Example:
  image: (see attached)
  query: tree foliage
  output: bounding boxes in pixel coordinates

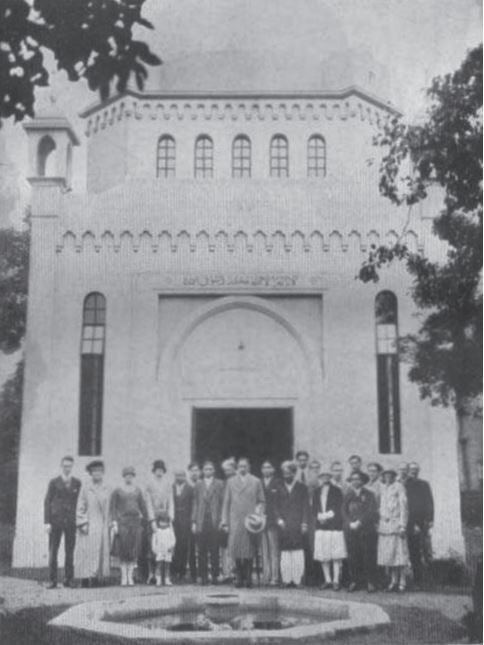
[0,0,160,124]
[0,227,30,354]
[359,44,483,411]
[0,359,23,523]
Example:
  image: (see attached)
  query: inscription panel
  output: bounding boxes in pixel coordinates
[137,271,328,294]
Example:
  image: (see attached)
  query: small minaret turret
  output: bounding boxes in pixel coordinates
[23,111,79,190]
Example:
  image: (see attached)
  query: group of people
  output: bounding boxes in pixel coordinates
[43,451,434,592]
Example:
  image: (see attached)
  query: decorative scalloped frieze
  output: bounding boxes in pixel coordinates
[84,97,387,137]
[56,228,423,255]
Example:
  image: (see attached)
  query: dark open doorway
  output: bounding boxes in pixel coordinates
[192,407,293,477]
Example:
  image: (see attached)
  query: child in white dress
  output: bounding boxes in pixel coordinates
[151,511,176,586]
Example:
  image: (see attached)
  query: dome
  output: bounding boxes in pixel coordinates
[137,0,390,96]
[142,47,388,95]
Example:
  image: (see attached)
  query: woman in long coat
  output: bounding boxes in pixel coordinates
[75,460,112,586]
[110,466,150,586]
[221,458,265,588]
[377,469,409,592]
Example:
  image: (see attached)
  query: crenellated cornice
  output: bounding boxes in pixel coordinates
[82,87,398,138]
[56,227,422,255]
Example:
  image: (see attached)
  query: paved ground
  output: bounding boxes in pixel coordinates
[0,575,471,619]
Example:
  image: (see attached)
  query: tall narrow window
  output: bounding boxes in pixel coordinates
[194,135,213,178]
[156,135,176,177]
[79,293,106,456]
[375,291,401,453]
[307,135,326,177]
[37,135,56,176]
[232,135,251,178]
[270,135,289,177]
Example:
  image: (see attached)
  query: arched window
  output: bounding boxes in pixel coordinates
[307,135,326,177]
[375,291,401,454]
[157,135,176,178]
[79,293,106,456]
[37,135,56,176]
[232,135,251,178]
[270,135,289,177]
[194,135,213,178]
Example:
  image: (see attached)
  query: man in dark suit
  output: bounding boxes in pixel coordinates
[44,456,81,588]
[276,461,310,587]
[406,462,434,587]
[260,460,281,585]
[346,454,370,485]
[171,469,194,582]
[191,461,224,585]
[186,461,201,582]
[343,470,378,592]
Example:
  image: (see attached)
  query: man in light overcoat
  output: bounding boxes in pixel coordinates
[221,457,265,588]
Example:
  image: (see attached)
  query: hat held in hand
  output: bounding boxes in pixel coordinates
[244,513,266,534]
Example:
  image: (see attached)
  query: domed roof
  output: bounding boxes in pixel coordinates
[137,0,390,97]
[143,47,387,95]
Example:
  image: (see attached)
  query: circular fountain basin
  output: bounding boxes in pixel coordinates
[49,590,390,644]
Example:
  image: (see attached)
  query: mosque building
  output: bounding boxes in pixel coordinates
[12,25,464,566]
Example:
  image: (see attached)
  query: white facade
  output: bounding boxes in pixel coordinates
[13,74,464,567]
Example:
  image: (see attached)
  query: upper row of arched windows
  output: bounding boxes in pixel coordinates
[156,134,327,179]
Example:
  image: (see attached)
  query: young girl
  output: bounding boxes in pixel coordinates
[151,511,176,586]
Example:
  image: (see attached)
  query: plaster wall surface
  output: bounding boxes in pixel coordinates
[13,92,463,567]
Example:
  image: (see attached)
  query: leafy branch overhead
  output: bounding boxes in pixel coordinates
[0,228,30,354]
[360,44,483,410]
[0,0,161,124]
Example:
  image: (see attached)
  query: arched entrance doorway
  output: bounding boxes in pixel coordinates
[162,296,318,474]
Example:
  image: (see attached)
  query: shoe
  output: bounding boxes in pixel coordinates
[320,582,333,590]
[348,582,358,592]
[386,583,398,592]
[398,585,406,593]
[333,582,341,591]
[165,578,173,587]
[46,582,57,589]
[63,580,76,588]
[367,583,376,593]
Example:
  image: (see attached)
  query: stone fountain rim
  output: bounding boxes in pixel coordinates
[48,590,391,643]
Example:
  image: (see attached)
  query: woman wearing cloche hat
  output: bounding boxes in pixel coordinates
[75,460,112,587]
[311,465,346,591]
[109,466,150,586]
